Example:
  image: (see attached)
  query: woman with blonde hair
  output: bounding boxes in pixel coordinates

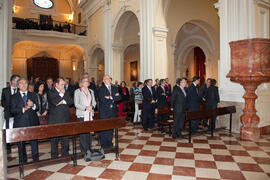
[74,76,96,161]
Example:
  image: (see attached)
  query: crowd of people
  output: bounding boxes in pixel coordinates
[1,73,220,163]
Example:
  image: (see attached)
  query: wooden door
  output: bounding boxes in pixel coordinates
[27,57,59,81]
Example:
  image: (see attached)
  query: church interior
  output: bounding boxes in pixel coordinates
[0,0,270,179]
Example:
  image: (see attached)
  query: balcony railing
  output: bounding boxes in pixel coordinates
[12,17,87,36]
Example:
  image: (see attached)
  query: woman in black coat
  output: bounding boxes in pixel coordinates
[118,81,130,117]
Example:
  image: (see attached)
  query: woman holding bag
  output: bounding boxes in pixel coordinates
[74,76,96,161]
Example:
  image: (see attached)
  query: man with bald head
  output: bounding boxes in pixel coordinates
[98,74,121,149]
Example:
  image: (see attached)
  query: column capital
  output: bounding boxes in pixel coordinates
[112,43,124,51]
[153,27,168,38]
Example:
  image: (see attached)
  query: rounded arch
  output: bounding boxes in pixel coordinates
[174,20,218,65]
[90,47,105,82]
[123,43,140,84]
[112,10,140,44]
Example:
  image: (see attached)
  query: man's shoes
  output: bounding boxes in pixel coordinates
[172,134,177,139]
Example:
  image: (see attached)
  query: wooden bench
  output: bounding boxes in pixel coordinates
[185,106,236,143]
[4,117,126,178]
[157,106,174,135]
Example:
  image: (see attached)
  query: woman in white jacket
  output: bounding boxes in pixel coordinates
[74,76,96,161]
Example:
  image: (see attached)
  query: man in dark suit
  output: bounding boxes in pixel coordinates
[1,74,20,152]
[156,79,168,128]
[186,76,200,133]
[98,75,121,148]
[199,78,211,102]
[1,75,20,129]
[10,78,40,163]
[48,77,74,158]
[44,77,54,93]
[142,79,156,131]
[89,77,98,103]
[171,78,187,139]
[199,78,211,127]
[64,78,75,98]
[205,79,220,130]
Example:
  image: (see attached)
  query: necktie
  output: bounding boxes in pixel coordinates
[181,88,186,97]
[13,88,16,94]
[22,93,27,104]
[108,85,112,94]
[149,87,152,95]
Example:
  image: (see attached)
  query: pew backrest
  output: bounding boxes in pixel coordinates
[4,117,126,144]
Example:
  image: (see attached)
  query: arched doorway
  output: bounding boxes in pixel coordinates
[112,11,140,84]
[123,44,140,86]
[194,47,206,83]
[90,48,105,82]
[174,21,218,83]
[27,57,59,81]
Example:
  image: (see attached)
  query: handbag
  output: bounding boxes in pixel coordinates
[84,148,105,162]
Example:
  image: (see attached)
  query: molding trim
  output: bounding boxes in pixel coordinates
[83,0,105,20]
[255,0,270,8]
[152,27,168,33]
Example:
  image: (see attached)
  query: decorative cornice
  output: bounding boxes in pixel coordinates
[83,0,106,20]
[214,2,221,17]
[255,0,270,8]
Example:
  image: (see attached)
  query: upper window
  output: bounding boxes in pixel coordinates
[33,0,54,9]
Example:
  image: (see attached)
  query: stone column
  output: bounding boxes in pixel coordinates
[0,0,13,93]
[104,0,113,76]
[139,0,154,81]
[0,0,12,178]
[112,44,124,82]
[153,27,169,79]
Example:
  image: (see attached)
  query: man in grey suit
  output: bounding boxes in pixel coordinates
[171,78,187,139]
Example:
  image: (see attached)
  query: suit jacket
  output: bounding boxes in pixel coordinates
[89,82,98,101]
[74,88,96,117]
[66,85,75,98]
[48,88,74,124]
[1,87,14,119]
[171,86,186,113]
[156,86,168,107]
[199,83,209,103]
[10,92,40,128]
[98,84,121,119]
[142,86,156,110]
[205,86,220,109]
[186,83,200,110]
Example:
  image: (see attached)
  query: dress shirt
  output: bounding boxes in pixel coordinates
[180,86,186,97]
[20,91,36,113]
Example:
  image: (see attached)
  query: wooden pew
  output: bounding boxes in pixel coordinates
[185,106,236,143]
[157,106,174,135]
[4,117,126,178]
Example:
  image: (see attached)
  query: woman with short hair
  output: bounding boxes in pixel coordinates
[74,77,96,161]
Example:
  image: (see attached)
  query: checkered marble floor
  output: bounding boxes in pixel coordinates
[7,123,270,180]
